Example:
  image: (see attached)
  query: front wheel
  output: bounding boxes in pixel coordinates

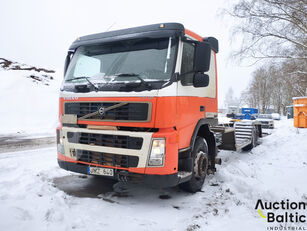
[179,137,209,193]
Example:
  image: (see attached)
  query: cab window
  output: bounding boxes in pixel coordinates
[180,42,195,86]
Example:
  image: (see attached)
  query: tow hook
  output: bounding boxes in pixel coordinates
[118,171,129,182]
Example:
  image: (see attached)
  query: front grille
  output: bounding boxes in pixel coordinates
[67,132,143,150]
[64,102,149,121]
[76,150,139,168]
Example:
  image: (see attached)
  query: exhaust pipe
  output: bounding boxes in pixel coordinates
[215,157,222,165]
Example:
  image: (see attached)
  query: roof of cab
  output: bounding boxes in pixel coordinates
[69,23,185,50]
[68,22,219,53]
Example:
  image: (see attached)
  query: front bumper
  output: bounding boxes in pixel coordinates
[57,126,179,176]
[59,126,153,170]
[58,159,180,188]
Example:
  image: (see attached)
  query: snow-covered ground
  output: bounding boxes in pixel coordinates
[0,118,306,231]
[0,66,62,136]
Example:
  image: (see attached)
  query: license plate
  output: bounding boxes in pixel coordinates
[88,166,114,176]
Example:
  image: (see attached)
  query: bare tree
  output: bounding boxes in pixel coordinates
[253,67,273,112]
[282,59,307,96]
[242,61,307,114]
[228,0,307,115]
[228,0,307,61]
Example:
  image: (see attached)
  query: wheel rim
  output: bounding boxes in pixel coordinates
[193,151,208,179]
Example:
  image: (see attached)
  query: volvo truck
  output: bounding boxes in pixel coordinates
[57,23,262,192]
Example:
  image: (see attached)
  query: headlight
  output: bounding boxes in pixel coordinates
[56,129,64,145]
[148,138,165,166]
[56,129,64,154]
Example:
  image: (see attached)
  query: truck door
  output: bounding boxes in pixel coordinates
[176,39,217,149]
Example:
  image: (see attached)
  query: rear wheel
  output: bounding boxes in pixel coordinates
[179,137,209,193]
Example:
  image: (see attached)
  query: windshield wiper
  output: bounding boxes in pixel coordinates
[114,73,152,89]
[66,77,99,91]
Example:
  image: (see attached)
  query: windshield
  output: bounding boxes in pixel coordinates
[64,37,178,85]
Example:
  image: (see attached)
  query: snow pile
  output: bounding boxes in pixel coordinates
[0,59,62,135]
[0,119,306,230]
[217,119,307,201]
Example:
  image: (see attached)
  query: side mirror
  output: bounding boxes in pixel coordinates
[203,37,219,53]
[193,73,209,87]
[194,42,211,73]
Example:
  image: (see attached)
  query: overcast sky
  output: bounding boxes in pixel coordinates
[0,0,254,107]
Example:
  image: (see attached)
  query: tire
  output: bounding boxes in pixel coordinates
[179,137,209,193]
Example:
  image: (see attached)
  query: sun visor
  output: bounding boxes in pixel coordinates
[69,23,185,50]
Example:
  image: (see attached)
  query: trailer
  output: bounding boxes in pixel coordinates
[56,23,262,192]
[212,120,262,151]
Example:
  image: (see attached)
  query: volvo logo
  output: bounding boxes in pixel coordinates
[98,107,105,116]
